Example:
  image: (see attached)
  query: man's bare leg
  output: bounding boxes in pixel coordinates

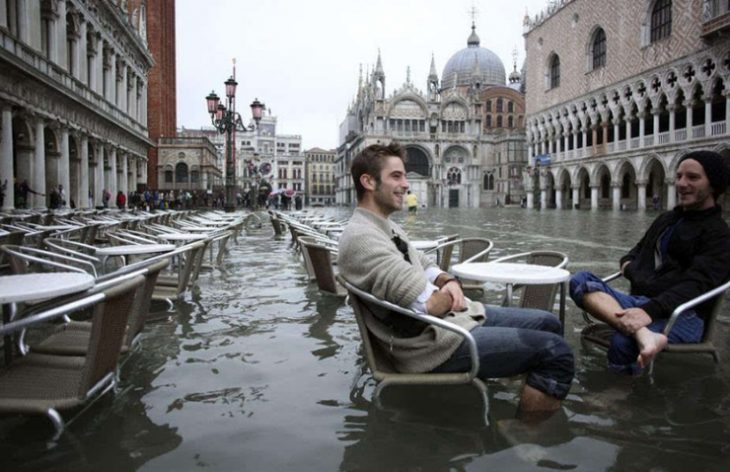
[518,384,561,414]
[635,327,668,368]
[582,291,624,329]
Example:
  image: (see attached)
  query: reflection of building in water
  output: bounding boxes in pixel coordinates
[524,0,730,210]
[336,22,529,208]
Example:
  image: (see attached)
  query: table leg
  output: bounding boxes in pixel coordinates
[559,281,567,336]
[2,303,16,364]
[505,283,513,307]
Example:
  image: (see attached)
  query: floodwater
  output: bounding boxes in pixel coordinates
[2,207,730,471]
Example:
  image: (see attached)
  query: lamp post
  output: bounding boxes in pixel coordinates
[205,72,265,212]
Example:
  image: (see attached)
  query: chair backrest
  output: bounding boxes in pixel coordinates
[78,275,145,395]
[1,244,96,276]
[459,238,493,263]
[122,258,169,349]
[301,240,341,295]
[490,250,568,310]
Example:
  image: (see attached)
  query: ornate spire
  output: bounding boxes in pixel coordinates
[467,21,480,47]
[374,48,384,78]
[428,53,438,80]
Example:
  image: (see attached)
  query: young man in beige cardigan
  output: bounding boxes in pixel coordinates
[338,142,574,414]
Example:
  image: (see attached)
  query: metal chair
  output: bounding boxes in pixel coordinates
[491,250,569,312]
[581,272,730,374]
[300,239,345,296]
[0,275,145,440]
[338,276,488,423]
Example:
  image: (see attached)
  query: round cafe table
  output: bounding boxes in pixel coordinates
[451,261,571,334]
[96,244,175,271]
[0,272,95,363]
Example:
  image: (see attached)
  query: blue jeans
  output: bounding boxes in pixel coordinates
[431,305,574,400]
[570,271,704,374]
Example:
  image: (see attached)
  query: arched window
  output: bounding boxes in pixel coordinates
[175,162,189,183]
[447,167,462,185]
[508,116,514,128]
[592,28,606,70]
[164,170,173,183]
[497,116,503,128]
[486,100,492,112]
[482,173,495,190]
[650,0,672,43]
[496,99,503,113]
[486,115,492,128]
[549,54,561,89]
[405,147,429,176]
[507,101,514,113]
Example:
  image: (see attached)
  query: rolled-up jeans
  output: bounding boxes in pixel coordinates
[431,305,574,400]
[570,271,704,374]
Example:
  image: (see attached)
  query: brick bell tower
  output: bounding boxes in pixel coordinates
[132,0,177,189]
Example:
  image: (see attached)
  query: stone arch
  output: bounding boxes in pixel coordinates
[390,94,428,117]
[542,169,556,208]
[616,159,638,210]
[575,166,591,208]
[69,134,80,207]
[644,156,667,210]
[175,162,189,184]
[594,164,612,207]
[43,126,60,197]
[404,145,430,177]
[442,145,469,165]
[557,168,572,208]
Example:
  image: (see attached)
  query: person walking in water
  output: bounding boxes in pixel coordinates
[405,190,418,213]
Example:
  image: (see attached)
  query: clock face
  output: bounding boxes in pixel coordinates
[259,162,272,175]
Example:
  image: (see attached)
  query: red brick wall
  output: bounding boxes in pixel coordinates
[142,0,177,188]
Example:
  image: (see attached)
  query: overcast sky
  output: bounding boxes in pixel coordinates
[176,0,549,150]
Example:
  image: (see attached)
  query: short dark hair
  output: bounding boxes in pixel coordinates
[351,142,407,200]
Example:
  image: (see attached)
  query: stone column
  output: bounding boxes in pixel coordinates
[33,117,46,209]
[612,184,621,210]
[121,152,129,207]
[555,188,563,209]
[613,119,620,146]
[625,120,631,146]
[18,0,30,44]
[60,127,70,205]
[668,105,675,142]
[653,110,660,139]
[638,112,645,146]
[110,147,118,199]
[705,99,712,136]
[78,18,87,83]
[581,129,587,153]
[80,136,89,208]
[590,186,598,210]
[572,130,578,153]
[686,103,693,134]
[0,0,7,29]
[666,181,676,209]
[637,181,647,210]
[56,0,67,68]
[130,158,138,191]
[572,187,579,209]
[1,106,14,209]
[94,142,103,207]
[562,133,568,158]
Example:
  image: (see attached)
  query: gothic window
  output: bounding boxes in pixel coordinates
[549,54,561,89]
[447,167,462,185]
[592,28,606,70]
[483,173,495,190]
[650,0,672,43]
[175,162,189,183]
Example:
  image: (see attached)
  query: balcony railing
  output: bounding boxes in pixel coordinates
[692,125,706,139]
[702,0,730,36]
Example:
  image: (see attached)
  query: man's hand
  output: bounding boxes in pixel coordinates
[440,281,466,312]
[614,307,652,334]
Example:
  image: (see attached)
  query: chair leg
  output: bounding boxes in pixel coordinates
[46,408,65,442]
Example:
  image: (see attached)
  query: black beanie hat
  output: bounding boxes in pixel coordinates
[679,150,730,197]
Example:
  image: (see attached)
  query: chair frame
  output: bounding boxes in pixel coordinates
[491,250,569,312]
[581,271,730,374]
[338,276,488,422]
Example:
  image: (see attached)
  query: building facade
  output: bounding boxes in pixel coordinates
[335,23,529,208]
[523,0,730,211]
[304,147,336,206]
[156,135,221,193]
[0,0,153,210]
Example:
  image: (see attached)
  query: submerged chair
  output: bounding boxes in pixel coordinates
[581,272,730,374]
[300,239,345,296]
[0,275,145,440]
[27,258,170,356]
[429,237,494,292]
[338,276,488,422]
[491,250,569,312]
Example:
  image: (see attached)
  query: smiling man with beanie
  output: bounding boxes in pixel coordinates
[570,150,730,374]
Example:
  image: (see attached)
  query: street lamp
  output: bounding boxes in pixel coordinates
[205,73,265,212]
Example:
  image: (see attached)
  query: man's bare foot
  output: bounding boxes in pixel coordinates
[635,328,668,368]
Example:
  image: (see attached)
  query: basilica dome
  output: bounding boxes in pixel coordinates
[441,24,506,90]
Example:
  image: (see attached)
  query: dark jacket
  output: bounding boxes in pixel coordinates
[620,205,730,320]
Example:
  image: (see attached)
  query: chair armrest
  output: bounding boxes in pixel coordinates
[338,276,481,380]
[602,271,623,283]
[662,278,730,335]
